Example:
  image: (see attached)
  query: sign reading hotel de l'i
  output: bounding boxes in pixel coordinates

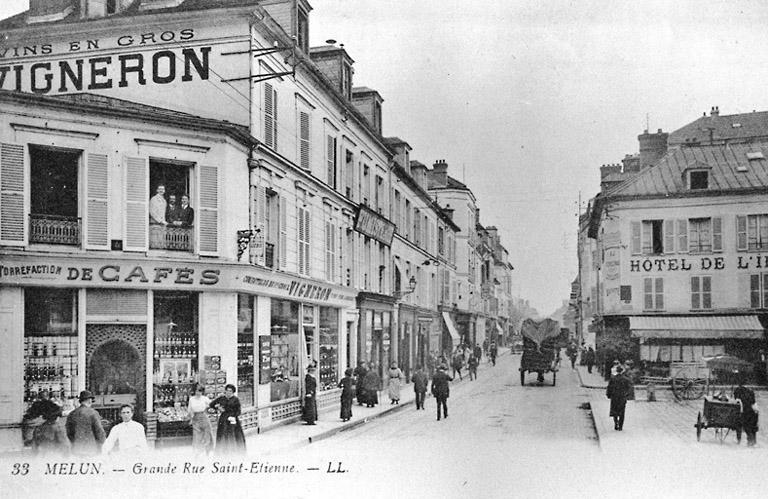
[628,254,768,272]
[0,256,356,306]
[0,28,218,93]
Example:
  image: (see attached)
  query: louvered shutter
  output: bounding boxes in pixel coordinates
[0,143,25,245]
[198,165,219,255]
[326,135,336,188]
[279,196,287,269]
[325,220,335,281]
[663,220,674,254]
[641,221,652,255]
[630,221,641,255]
[299,111,310,170]
[85,153,109,249]
[677,219,688,253]
[124,156,148,251]
[736,215,747,251]
[303,208,311,275]
[297,206,305,274]
[254,185,267,265]
[264,83,277,149]
[712,217,722,252]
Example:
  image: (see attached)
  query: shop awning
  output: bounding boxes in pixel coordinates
[629,315,765,340]
[442,312,460,342]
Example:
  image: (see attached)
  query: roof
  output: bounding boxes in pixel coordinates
[446,176,469,190]
[669,110,768,146]
[0,90,255,146]
[605,142,768,198]
[0,0,260,29]
[629,315,764,340]
[384,137,411,147]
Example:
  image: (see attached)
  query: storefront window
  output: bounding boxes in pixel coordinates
[24,288,78,412]
[319,307,339,391]
[152,292,198,426]
[270,299,299,401]
[303,305,316,366]
[237,294,255,407]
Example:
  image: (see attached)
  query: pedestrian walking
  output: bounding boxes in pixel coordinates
[210,384,246,454]
[473,343,482,363]
[32,404,69,457]
[584,346,596,374]
[338,368,355,422]
[567,343,578,369]
[23,390,61,447]
[362,363,381,407]
[489,341,498,366]
[411,365,428,410]
[302,366,318,425]
[452,349,464,380]
[388,362,403,404]
[431,365,453,421]
[65,390,106,457]
[353,361,368,406]
[734,375,759,446]
[606,365,632,431]
[467,353,479,381]
[188,383,214,455]
[102,404,148,455]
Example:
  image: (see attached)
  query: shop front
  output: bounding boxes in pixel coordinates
[0,253,357,449]
[356,293,395,380]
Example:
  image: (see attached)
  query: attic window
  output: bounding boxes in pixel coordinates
[689,170,709,190]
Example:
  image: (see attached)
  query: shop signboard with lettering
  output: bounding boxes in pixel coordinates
[354,205,396,246]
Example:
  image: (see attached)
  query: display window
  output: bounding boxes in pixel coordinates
[270,299,299,401]
[237,294,255,407]
[319,307,339,391]
[23,288,78,413]
[152,292,198,429]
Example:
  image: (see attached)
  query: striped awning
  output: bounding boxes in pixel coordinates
[442,312,460,342]
[629,315,764,340]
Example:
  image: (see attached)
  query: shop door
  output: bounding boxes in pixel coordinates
[399,322,411,380]
[86,324,146,423]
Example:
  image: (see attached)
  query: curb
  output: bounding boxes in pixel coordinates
[308,398,414,443]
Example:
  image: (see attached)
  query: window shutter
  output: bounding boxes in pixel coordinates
[198,165,219,255]
[326,136,336,188]
[299,111,310,170]
[703,276,712,309]
[85,153,109,249]
[279,196,287,269]
[677,219,688,253]
[736,215,747,251]
[0,143,25,245]
[745,274,758,308]
[264,83,277,149]
[124,156,148,251]
[325,220,335,281]
[641,221,652,255]
[689,221,699,253]
[691,276,700,309]
[664,220,675,253]
[712,217,722,252]
[297,206,310,276]
[304,208,311,275]
[630,221,641,254]
[655,277,664,310]
[254,185,267,265]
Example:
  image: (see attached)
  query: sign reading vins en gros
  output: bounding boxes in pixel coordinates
[354,205,396,246]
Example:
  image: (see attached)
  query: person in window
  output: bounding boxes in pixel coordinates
[210,384,246,454]
[149,184,167,225]
[165,194,179,224]
[175,194,195,227]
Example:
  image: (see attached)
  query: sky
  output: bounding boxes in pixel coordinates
[4,0,768,315]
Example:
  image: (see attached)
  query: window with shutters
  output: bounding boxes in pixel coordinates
[438,226,445,256]
[749,273,768,308]
[361,165,370,206]
[326,135,337,188]
[738,214,768,251]
[405,199,412,239]
[344,223,354,286]
[690,276,712,310]
[28,146,81,246]
[375,175,383,214]
[298,110,310,170]
[148,160,193,252]
[265,190,279,269]
[344,150,354,200]
[643,277,664,310]
[393,190,401,233]
[298,205,311,276]
[689,217,721,253]
[325,219,336,281]
[264,83,278,149]
[414,208,421,245]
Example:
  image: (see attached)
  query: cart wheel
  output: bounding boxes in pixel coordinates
[672,368,707,400]
[695,412,702,442]
[552,371,557,386]
[520,370,525,386]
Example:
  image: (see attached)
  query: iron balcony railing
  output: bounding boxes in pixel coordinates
[149,225,193,252]
[29,214,81,246]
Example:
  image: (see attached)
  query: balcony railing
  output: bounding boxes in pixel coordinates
[265,242,275,268]
[29,214,81,246]
[149,225,193,252]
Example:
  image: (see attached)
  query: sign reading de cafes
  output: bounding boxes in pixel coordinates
[0,255,356,307]
[354,205,395,246]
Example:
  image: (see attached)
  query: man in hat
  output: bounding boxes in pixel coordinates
[66,390,106,456]
[734,373,759,446]
[431,365,453,421]
[606,365,632,431]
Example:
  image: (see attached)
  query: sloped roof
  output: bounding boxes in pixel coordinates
[669,110,768,146]
[607,142,768,198]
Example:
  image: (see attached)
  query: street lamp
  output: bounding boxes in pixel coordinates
[394,275,417,300]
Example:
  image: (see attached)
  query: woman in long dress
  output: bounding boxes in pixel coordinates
[338,368,355,421]
[188,383,213,455]
[210,384,246,454]
[361,363,381,408]
[302,366,318,425]
[388,362,403,404]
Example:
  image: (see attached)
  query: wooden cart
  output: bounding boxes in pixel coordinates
[694,396,743,443]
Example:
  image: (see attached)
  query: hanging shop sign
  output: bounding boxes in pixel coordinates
[354,205,395,246]
[259,337,272,385]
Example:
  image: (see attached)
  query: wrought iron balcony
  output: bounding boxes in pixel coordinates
[149,225,193,252]
[265,242,275,268]
[29,214,81,246]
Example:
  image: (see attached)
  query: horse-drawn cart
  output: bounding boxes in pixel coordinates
[519,318,567,386]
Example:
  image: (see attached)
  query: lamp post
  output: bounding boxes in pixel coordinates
[394,275,417,300]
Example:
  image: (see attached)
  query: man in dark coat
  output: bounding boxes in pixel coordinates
[431,366,453,421]
[584,346,596,374]
[353,361,368,406]
[65,390,106,456]
[489,342,498,366]
[175,194,195,227]
[302,367,318,425]
[606,366,632,430]
[411,365,429,410]
[734,377,759,446]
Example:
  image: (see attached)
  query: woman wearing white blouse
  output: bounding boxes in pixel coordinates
[188,384,214,455]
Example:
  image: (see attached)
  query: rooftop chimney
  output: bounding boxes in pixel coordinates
[710,105,720,117]
[638,128,668,170]
[428,159,449,188]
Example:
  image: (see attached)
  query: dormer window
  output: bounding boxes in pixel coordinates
[297,7,309,53]
[689,170,709,190]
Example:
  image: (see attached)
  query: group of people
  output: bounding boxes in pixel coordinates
[446,342,490,382]
[149,184,194,227]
